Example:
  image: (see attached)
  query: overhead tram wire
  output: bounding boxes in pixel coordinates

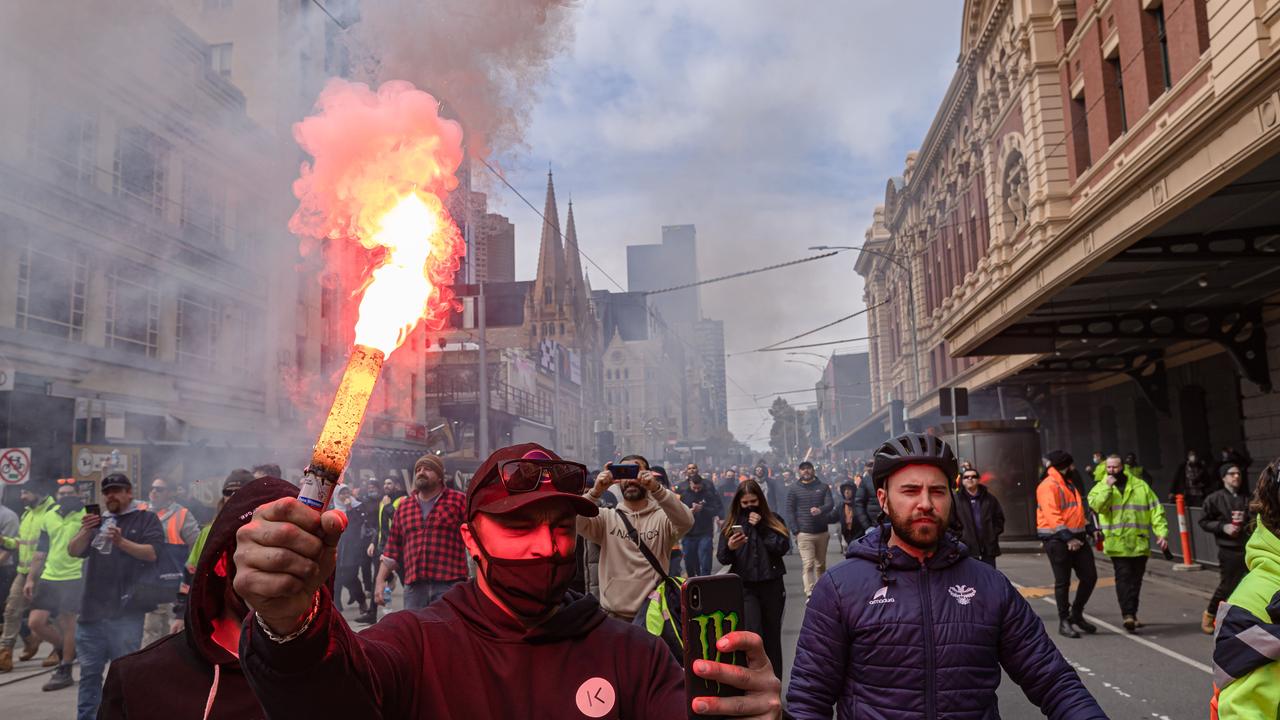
[754,304,882,352]
[308,0,348,29]
[639,251,839,296]
[755,336,874,353]
[725,336,873,357]
[477,157,759,399]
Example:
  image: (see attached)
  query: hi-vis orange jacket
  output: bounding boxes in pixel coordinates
[1036,467,1089,542]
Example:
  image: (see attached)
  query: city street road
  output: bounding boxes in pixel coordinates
[2,544,1221,718]
[776,544,1219,719]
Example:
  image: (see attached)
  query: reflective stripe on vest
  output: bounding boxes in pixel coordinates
[157,506,188,545]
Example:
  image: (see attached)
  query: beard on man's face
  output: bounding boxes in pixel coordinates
[414,472,440,493]
[621,483,647,501]
[885,498,946,551]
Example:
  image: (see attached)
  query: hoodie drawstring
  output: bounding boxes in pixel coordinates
[202,663,221,720]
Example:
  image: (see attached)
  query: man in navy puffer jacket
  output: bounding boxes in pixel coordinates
[788,433,1105,720]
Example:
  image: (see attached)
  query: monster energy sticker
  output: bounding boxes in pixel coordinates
[692,610,739,689]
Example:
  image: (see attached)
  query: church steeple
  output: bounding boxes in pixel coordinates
[533,169,564,313]
[564,200,590,322]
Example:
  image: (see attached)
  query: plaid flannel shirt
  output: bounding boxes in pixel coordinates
[382,488,469,585]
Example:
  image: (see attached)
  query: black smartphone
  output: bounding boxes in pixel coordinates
[607,463,641,480]
[84,504,101,515]
[682,574,746,719]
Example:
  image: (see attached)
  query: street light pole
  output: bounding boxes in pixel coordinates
[477,281,489,458]
[811,244,922,416]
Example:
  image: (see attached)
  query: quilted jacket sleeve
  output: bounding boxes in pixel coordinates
[786,572,848,719]
[996,579,1106,719]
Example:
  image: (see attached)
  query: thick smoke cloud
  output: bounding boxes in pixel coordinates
[345,0,578,158]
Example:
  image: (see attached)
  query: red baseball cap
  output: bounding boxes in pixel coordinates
[466,443,599,519]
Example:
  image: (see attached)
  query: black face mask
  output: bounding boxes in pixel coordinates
[57,496,84,515]
[473,535,576,623]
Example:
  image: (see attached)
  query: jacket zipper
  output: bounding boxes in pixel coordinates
[921,563,936,720]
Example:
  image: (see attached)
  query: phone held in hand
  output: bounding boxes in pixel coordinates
[607,463,641,480]
[728,525,743,536]
[682,574,746,719]
[84,504,101,516]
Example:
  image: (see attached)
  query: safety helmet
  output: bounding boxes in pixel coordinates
[871,432,958,491]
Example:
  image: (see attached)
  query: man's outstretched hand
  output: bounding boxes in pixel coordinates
[233,497,346,635]
[691,631,783,719]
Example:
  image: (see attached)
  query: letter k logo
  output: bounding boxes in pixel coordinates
[575,677,617,717]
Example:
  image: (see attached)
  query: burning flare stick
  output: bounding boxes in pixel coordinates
[286,80,467,511]
[297,345,386,510]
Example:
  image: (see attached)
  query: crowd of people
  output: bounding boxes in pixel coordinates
[0,435,1275,718]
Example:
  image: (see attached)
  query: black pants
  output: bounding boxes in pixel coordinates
[336,564,367,609]
[1111,556,1149,617]
[1209,546,1248,616]
[743,578,786,680]
[1044,539,1097,620]
[360,556,376,595]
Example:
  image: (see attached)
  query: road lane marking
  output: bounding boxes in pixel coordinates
[1011,581,1213,675]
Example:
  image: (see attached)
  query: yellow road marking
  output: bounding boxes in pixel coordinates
[1017,576,1115,599]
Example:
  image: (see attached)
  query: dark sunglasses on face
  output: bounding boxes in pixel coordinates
[498,459,589,495]
[962,474,979,481]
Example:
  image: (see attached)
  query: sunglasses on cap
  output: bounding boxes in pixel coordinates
[498,459,589,495]
[57,478,76,485]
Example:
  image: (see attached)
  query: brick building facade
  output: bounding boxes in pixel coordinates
[852,0,1280,493]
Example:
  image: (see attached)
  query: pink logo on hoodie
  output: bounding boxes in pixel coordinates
[575,677,616,717]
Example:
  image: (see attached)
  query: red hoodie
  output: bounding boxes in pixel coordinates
[99,477,299,720]
[239,445,685,719]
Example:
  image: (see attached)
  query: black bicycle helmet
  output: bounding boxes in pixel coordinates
[871,432,958,490]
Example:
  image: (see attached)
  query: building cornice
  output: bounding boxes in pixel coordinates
[946,48,1280,355]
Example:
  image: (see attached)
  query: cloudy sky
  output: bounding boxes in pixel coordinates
[485,1,964,449]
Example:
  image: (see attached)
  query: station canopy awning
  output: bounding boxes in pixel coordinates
[967,151,1280,405]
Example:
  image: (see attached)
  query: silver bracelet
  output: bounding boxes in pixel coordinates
[255,591,320,644]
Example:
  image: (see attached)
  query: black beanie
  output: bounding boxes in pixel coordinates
[1046,450,1074,471]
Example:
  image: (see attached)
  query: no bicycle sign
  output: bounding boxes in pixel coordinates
[0,447,31,485]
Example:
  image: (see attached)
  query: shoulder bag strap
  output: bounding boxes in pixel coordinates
[617,510,672,583]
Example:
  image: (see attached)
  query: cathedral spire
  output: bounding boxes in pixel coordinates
[533,168,564,312]
[564,200,590,320]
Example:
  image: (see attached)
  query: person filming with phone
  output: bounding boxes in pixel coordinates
[578,454,694,622]
[716,479,790,679]
[233,444,782,718]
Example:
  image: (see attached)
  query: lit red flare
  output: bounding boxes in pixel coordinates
[290,79,466,510]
